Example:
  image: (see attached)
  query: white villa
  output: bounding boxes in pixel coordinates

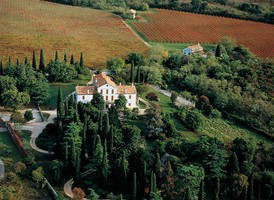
[183,43,204,55]
[75,73,137,109]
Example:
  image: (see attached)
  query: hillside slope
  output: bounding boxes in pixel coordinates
[0,0,148,67]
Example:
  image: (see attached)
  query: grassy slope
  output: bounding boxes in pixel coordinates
[0,0,148,67]
[139,86,271,144]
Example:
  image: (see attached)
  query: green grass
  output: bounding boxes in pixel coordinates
[200,118,272,145]
[149,42,216,53]
[42,76,90,109]
[0,131,23,171]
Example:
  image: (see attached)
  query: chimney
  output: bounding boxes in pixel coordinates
[119,82,121,86]
[87,90,89,94]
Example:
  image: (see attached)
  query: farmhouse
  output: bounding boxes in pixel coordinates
[182,43,204,55]
[75,73,137,109]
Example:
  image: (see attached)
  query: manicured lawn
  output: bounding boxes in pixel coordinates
[42,75,90,109]
[149,42,216,53]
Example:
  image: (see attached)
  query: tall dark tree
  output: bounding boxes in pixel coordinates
[24,57,28,65]
[184,187,191,200]
[103,113,110,140]
[0,60,3,75]
[80,52,84,68]
[130,62,135,83]
[121,150,128,180]
[227,152,240,176]
[109,125,114,155]
[57,87,64,119]
[64,98,69,117]
[32,51,37,70]
[214,177,220,200]
[91,93,104,110]
[64,53,67,63]
[16,58,19,66]
[132,172,137,200]
[155,153,161,180]
[39,49,45,71]
[198,180,205,200]
[102,140,109,183]
[136,65,141,83]
[55,50,59,61]
[247,175,254,200]
[98,111,103,135]
[70,54,74,65]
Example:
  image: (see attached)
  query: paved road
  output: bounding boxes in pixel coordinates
[150,85,195,107]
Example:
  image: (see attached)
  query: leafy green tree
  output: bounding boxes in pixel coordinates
[175,164,205,199]
[87,188,99,200]
[32,51,37,70]
[170,91,178,106]
[184,187,191,200]
[227,152,240,176]
[147,67,162,85]
[247,175,254,200]
[1,89,30,110]
[106,57,124,72]
[126,52,144,67]
[89,135,103,171]
[50,160,63,183]
[24,110,33,121]
[91,93,104,110]
[115,94,127,110]
[215,44,227,58]
[185,109,204,131]
[32,167,46,188]
[30,73,50,105]
[39,49,45,71]
[46,60,77,82]
[231,174,249,199]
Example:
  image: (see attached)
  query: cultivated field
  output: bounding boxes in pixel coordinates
[0,0,148,67]
[131,9,274,58]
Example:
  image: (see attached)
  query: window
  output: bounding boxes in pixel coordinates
[106,96,108,101]
[111,96,114,101]
[128,103,131,107]
[100,89,103,94]
[106,89,108,94]
[112,89,114,94]
[82,96,85,100]
[129,95,131,99]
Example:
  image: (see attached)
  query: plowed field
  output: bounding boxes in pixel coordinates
[131,9,274,59]
[0,0,148,67]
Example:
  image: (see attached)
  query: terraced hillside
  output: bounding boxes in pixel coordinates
[130,9,274,59]
[0,0,148,67]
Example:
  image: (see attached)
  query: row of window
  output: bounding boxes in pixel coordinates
[101,89,114,94]
[82,95,132,101]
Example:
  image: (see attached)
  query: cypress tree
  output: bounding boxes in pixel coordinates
[24,57,28,65]
[102,140,109,183]
[198,180,205,200]
[121,150,128,179]
[0,60,3,75]
[136,65,141,83]
[64,142,69,169]
[64,53,67,63]
[75,150,81,183]
[214,177,220,200]
[39,49,45,71]
[64,98,69,117]
[80,52,84,68]
[150,172,154,193]
[143,161,148,189]
[55,50,58,61]
[70,54,74,65]
[215,44,221,57]
[98,111,103,135]
[228,152,240,175]
[80,114,88,166]
[32,51,36,70]
[57,87,64,119]
[70,140,76,169]
[16,58,19,66]
[130,62,135,83]
[103,113,110,140]
[155,153,161,180]
[132,172,137,200]
[153,173,157,193]
[109,125,113,155]
[184,187,190,200]
[247,175,254,200]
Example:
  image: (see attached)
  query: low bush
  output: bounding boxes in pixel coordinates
[146,92,159,101]
[24,110,33,121]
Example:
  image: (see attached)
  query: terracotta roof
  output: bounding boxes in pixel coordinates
[75,86,97,95]
[188,43,203,52]
[117,85,137,94]
[93,73,116,87]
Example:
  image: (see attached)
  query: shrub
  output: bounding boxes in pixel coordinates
[10,111,25,123]
[24,110,33,121]
[146,92,159,101]
[209,109,222,119]
[185,109,205,131]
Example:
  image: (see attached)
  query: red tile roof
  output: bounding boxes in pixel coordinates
[75,86,97,95]
[117,85,137,94]
[188,43,203,52]
[93,73,116,87]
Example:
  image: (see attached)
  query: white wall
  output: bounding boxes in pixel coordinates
[183,48,192,55]
[76,94,93,103]
[97,84,117,103]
